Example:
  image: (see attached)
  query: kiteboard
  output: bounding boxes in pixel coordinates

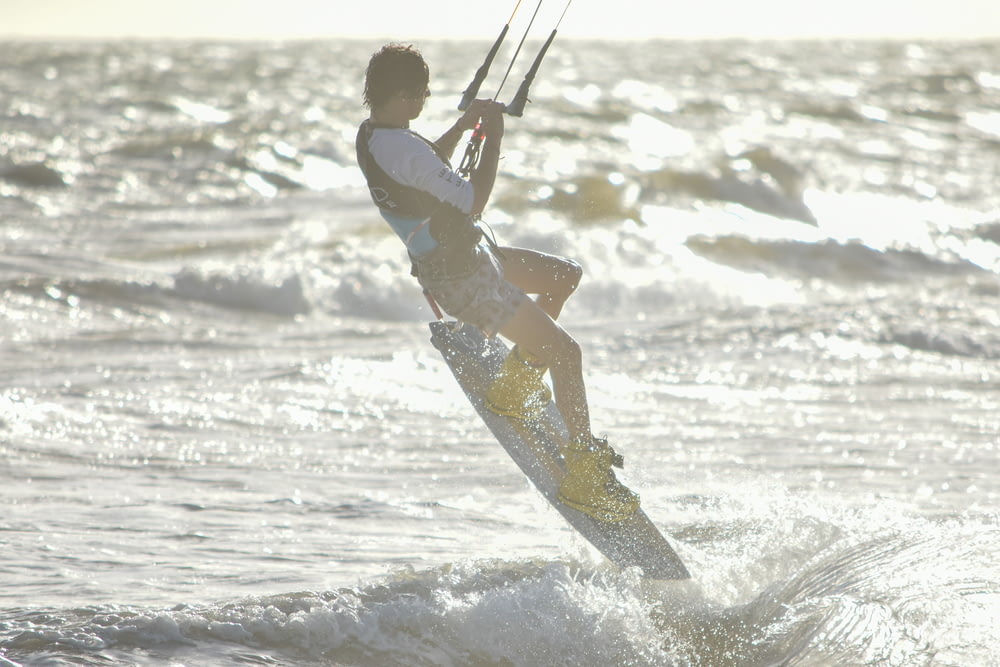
[429,320,690,580]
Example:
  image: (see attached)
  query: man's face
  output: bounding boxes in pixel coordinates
[400,85,430,119]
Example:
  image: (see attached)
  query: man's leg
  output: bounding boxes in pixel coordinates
[497,247,582,321]
[497,297,590,443]
[497,295,639,522]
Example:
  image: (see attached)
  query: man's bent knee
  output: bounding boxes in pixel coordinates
[558,259,583,296]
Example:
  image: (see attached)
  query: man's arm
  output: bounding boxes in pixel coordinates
[434,122,468,158]
[434,99,491,158]
[468,102,504,215]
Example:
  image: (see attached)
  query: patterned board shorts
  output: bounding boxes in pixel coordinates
[417,244,529,337]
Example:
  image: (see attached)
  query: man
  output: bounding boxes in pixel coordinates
[355,43,637,523]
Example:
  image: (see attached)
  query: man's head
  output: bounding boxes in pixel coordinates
[363,43,430,110]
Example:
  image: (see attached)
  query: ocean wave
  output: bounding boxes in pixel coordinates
[641,167,816,224]
[0,561,686,666]
[495,173,641,222]
[0,162,69,188]
[884,324,999,359]
[976,221,1000,244]
[897,105,963,124]
[748,529,1000,666]
[1,254,318,320]
[108,126,230,161]
[914,71,983,96]
[495,146,816,225]
[685,235,986,283]
[5,517,997,667]
[787,100,874,124]
[171,268,311,317]
[237,146,365,194]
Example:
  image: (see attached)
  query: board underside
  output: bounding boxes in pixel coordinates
[429,321,690,580]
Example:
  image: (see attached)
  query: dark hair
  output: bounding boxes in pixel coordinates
[363,43,429,109]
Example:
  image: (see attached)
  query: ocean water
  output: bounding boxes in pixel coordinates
[2,36,1000,666]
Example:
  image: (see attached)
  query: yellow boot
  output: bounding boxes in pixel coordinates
[485,345,552,420]
[558,436,639,523]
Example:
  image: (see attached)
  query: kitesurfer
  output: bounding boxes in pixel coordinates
[355,44,638,522]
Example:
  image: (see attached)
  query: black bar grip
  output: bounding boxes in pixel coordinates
[504,29,556,117]
[458,25,510,111]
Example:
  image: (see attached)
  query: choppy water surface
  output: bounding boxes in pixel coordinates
[2,38,999,665]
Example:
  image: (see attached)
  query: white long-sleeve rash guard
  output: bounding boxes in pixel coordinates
[366,127,475,256]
